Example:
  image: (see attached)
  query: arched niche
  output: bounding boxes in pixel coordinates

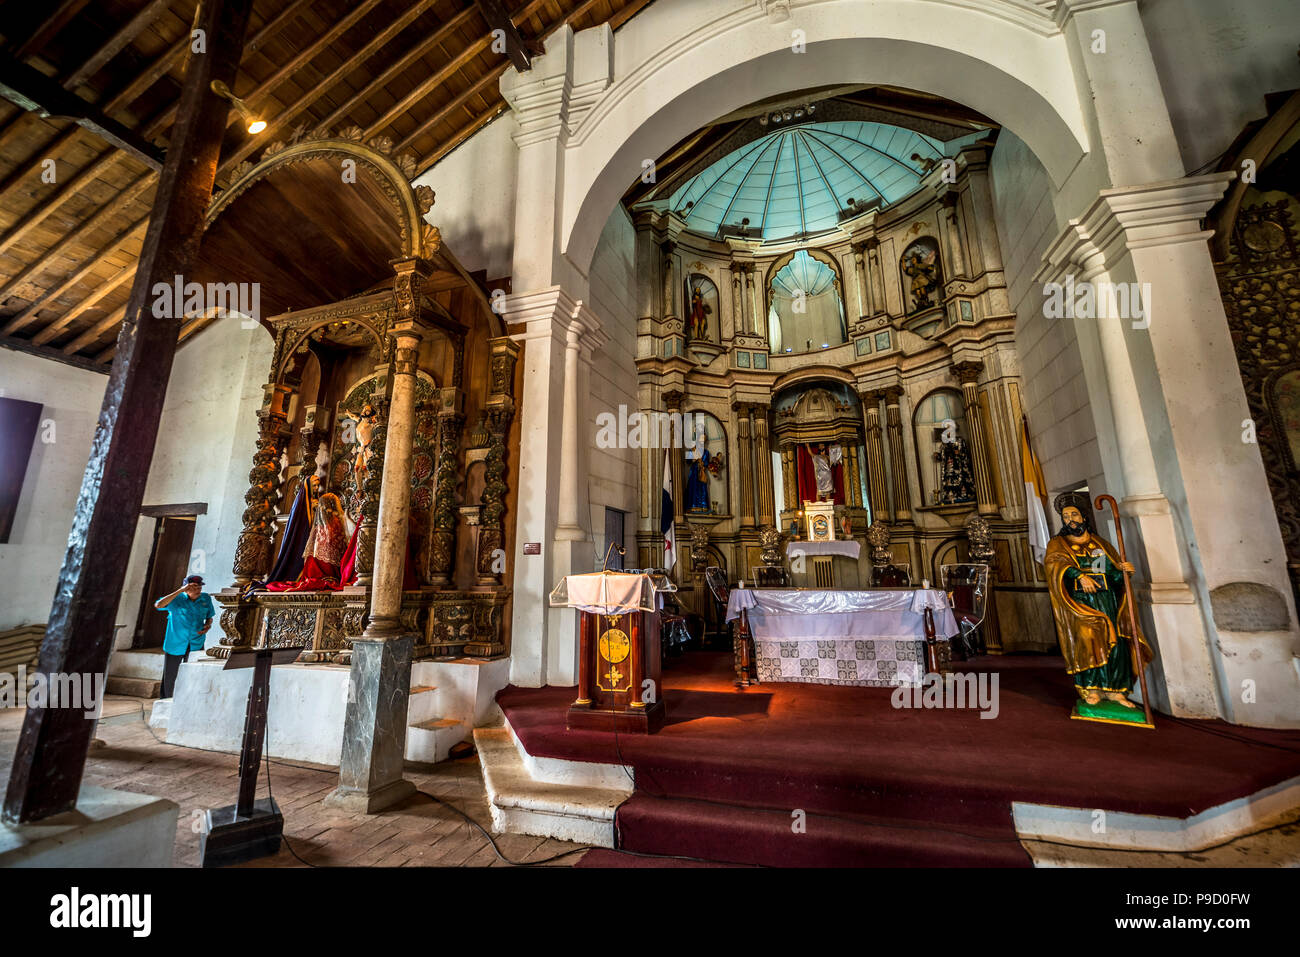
[913,387,975,506]
[766,248,847,355]
[684,273,720,342]
[683,411,728,516]
[900,236,943,315]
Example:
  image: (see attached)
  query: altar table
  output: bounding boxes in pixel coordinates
[724,588,957,687]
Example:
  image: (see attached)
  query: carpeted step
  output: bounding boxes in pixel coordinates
[614,793,1032,867]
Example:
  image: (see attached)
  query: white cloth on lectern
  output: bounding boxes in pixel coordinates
[560,572,652,615]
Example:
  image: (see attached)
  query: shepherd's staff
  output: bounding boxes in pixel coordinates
[1094,494,1154,727]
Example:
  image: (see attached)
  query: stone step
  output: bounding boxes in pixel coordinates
[474,726,630,848]
[105,675,161,698]
[405,716,464,765]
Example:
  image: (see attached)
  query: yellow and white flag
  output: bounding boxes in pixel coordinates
[1021,415,1050,565]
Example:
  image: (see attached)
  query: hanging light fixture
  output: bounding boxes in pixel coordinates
[210,80,266,134]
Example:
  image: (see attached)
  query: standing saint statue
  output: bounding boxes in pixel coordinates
[688,286,711,341]
[809,443,841,501]
[686,445,712,512]
[1044,492,1153,712]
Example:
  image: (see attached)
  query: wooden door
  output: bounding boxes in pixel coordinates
[133,516,197,649]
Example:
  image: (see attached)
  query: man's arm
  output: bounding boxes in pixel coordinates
[155,586,184,610]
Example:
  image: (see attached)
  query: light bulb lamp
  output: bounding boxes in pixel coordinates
[210,80,266,134]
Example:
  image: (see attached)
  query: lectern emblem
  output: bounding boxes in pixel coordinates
[599,628,630,664]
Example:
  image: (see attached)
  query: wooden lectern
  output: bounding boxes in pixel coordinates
[550,570,675,734]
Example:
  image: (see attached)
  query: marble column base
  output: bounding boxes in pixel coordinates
[323,778,417,815]
[324,634,415,815]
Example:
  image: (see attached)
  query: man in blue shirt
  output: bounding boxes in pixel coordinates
[155,574,215,698]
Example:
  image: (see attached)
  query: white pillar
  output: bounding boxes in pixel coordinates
[1037,174,1300,727]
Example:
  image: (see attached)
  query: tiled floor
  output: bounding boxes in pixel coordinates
[0,696,591,868]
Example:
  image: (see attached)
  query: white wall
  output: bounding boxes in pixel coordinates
[116,317,274,648]
[410,113,518,281]
[0,317,272,641]
[989,130,1105,499]
[585,204,640,560]
[1141,0,1300,174]
[0,350,107,629]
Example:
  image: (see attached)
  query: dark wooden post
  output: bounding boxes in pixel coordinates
[3,0,255,823]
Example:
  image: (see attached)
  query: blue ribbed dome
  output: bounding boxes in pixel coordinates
[668,120,967,241]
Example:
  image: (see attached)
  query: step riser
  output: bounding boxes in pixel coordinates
[491,805,615,848]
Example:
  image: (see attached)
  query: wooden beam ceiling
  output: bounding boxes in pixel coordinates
[0,0,657,361]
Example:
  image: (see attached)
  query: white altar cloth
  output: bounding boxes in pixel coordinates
[785,540,861,560]
[725,588,957,687]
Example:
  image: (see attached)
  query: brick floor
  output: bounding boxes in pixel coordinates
[0,696,590,868]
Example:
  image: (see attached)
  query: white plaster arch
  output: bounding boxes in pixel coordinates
[558,0,1090,276]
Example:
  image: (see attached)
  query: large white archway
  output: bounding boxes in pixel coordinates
[553,0,1092,278]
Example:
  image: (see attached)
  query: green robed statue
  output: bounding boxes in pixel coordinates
[1044,492,1153,720]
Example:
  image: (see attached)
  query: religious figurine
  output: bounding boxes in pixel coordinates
[350,403,379,492]
[1044,492,1153,720]
[267,492,351,591]
[809,443,841,501]
[688,285,712,341]
[686,445,712,512]
[934,433,976,504]
[901,239,941,313]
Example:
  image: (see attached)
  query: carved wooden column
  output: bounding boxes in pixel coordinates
[429,390,465,586]
[852,240,871,318]
[952,361,999,515]
[662,242,677,320]
[883,387,912,522]
[352,396,388,589]
[865,237,885,316]
[730,263,744,336]
[476,337,520,585]
[781,448,797,511]
[232,384,293,586]
[753,405,775,525]
[847,445,863,508]
[941,192,968,279]
[367,329,423,630]
[664,389,685,525]
[744,266,759,336]
[2,0,256,824]
[861,390,891,520]
[734,402,755,526]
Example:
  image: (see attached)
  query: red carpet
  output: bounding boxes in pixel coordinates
[501,653,1300,867]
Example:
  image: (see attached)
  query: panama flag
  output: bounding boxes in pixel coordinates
[1021,414,1050,565]
[661,449,676,571]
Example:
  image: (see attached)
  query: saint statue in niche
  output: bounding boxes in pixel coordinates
[686,276,715,341]
[933,433,976,505]
[685,442,725,513]
[809,443,842,501]
[900,237,942,313]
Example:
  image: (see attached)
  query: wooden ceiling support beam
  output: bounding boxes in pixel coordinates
[0,147,128,258]
[34,265,135,348]
[1,0,257,824]
[0,58,164,169]
[474,0,537,73]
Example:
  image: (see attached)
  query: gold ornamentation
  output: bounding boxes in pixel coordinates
[598,627,630,664]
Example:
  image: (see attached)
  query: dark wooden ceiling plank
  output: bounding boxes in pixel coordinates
[215,0,445,173]
[12,0,93,60]
[314,3,483,137]
[62,0,174,89]
[395,67,501,153]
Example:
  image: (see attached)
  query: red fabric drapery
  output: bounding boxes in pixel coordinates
[795,445,844,505]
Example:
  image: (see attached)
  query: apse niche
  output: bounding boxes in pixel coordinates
[768,249,847,355]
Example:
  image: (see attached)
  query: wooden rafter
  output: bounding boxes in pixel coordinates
[475,0,539,73]
[3,0,655,360]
